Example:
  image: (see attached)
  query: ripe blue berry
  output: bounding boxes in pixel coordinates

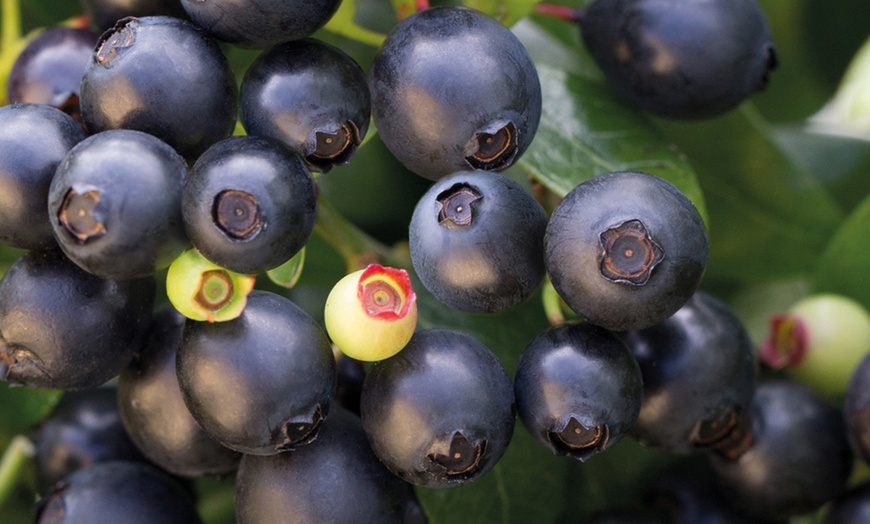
[409,170,547,312]
[580,0,778,119]
[48,129,189,280]
[360,328,515,488]
[514,322,642,461]
[545,171,708,331]
[240,38,370,173]
[370,6,542,180]
[182,136,316,274]
[80,16,237,160]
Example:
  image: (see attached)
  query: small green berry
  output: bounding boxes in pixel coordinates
[166,249,256,322]
[760,293,870,399]
[324,264,417,362]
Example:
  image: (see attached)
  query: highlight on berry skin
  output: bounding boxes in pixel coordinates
[166,248,256,323]
[324,264,417,362]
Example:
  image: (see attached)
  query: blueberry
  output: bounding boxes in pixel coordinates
[623,291,756,455]
[35,461,201,523]
[825,481,870,524]
[409,170,548,312]
[0,103,87,250]
[117,304,241,478]
[34,388,147,493]
[235,407,411,523]
[180,0,341,48]
[240,38,371,173]
[48,129,189,280]
[177,290,336,455]
[514,322,642,461]
[370,6,542,180]
[709,380,853,521]
[0,249,154,390]
[182,136,317,274]
[360,328,515,488]
[579,0,778,119]
[6,26,100,119]
[545,171,708,331]
[844,352,870,466]
[80,16,238,160]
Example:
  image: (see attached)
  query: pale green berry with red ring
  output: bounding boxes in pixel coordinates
[166,248,256,323]
[324,264,417,362]
[760,293,870,399]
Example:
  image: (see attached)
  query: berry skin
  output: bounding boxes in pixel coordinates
[166,248,256,323]
[48,129,189,280]
[545,171,708,331]
[760,293,870,399]
[709,380,853,521]
[34,388,147,493]
[118,304,242,478]
[370,6,542,180]
[180,0,341,48]
[0,249,154,390]
[324,264,417,362]
[623,291,756,455]
[844,352,870,466]
[80,16,238,160]
[35,461,202,524]
[182,136,317,274]
[240,38,371,173]
[514,322,642,461]
[409,170,548,313]
[6,26,100,118]
[235,407,411,524]
[0,103,87,250]
[177,290,336,455]
[579,0,778,119]
[360,328,515,488]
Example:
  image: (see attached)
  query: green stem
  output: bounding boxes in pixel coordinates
[542,276,566,326]
[0,0,22,105]
[313,192,410,273]
[0,435,35,509]
[1,0,21,54]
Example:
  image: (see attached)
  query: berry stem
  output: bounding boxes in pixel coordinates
[542,276,566,326]
[533,3,584,23]
[0,0,22,104]
[313,191,410,273]
[0,435,35,509]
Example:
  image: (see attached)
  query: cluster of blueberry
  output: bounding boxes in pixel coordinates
[2,0,868,522]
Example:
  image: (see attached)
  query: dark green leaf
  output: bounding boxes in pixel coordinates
[0,384,61,440]
[814,192,870,311]
[655,106,845,285]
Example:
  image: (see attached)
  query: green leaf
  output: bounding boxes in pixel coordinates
[463,0,540,27]
[814,192,870,312]
[655,105,845,286]
[266,247,306,289]
[514,20,708,224]
[322,0,386,48]
[0,384,61,440]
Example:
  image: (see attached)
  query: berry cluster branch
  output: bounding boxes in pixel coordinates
[313,190,411,273]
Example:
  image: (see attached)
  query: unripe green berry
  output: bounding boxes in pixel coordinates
[166,248,255,322]
[761,293,870,399]
[324,264,417,361]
